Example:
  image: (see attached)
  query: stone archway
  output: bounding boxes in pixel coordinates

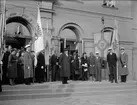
[58,23,84,55]
[5,14,36,49]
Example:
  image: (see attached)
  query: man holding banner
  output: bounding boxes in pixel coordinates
[108,18,119,82]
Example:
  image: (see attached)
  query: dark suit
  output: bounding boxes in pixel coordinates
[107,52,117,83]
[51,54,59,81]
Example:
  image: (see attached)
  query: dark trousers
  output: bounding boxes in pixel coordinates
[109,65,117,83]
[95,66,102,81]
[24,78,31,85]
[62,77,68,84]
[52,65,57,81]
[121,75,127,82]
[82,68,88,81]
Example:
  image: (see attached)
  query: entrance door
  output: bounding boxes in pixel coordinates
[4,36,31,49]
[60,38,77,55]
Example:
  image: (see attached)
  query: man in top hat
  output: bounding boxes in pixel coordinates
[119,47,128,83]
[24,45,34,85]
[59,48,70,84]
[107,47,118,83]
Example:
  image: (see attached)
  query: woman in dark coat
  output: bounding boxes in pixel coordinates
[71,53,80,80]
[88,52,96,81]
[7,49,17,85]
[35,51,45,83]
[17,51,24,84]
[59,48,70,84]
[81,52,88,81]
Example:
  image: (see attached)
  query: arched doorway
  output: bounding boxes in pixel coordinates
[5,16,33,49]
[58,23,83,55]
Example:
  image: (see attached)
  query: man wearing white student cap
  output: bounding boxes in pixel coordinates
[24,44,34,85]
[107,47,118,83]
[119,47,128,83]
[95,52,102,82]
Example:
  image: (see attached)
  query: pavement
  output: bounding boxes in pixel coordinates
[0,80,137,105]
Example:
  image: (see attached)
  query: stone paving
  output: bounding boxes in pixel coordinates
[0,81,137,105]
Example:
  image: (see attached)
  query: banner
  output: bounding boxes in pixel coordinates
[34,6,44,54]
[94,32,101,55]
[110,18,119,56]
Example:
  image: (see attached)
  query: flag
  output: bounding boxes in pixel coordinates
[110,18,119,56]
[44,21,51,65]
[0,0,6,51]
[34,6,44,54]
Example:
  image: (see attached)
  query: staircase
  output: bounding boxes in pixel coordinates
[0,81,137,101]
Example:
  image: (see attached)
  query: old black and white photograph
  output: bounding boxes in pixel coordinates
[0,0,137,105]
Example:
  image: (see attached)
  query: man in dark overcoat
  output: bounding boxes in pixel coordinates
[0,60,2,92]
[24,45,33,85]
[51,51,58,82]
[2,45,12,84]
[59,48,70,84]
[35,50,45,83]
[119,47,128,83]
[107,48,117,83]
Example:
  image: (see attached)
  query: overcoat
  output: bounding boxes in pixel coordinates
[59,53,70,78]
[23,51,33,79]
[118,53,128,76]
[35,52,45,80]
[71,55,80,75]
[17,56,24,78]
[88,56,96,75]
[7,54,17,78]
[95,57,102,81]
[107,53,117,74]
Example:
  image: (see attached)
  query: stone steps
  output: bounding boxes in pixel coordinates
[0,81,137,101]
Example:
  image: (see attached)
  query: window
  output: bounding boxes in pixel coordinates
[103,0,116,8]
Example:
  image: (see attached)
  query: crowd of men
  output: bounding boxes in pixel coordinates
[0,45,129,92]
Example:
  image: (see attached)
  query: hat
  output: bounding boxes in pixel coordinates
[96,52,99,54]
[25,44,30,48]
[108,47,112,50]
[64,48,68,51]
[83,52,86,54]
[120,47,125,50]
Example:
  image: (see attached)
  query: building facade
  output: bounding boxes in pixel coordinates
[0,0,137,80]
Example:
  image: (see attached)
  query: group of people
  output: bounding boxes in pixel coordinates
[50,47,128,84]
[0,45,35,86]
[0,44,129,92]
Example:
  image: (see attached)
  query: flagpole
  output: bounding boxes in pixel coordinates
[114,17,119,83]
